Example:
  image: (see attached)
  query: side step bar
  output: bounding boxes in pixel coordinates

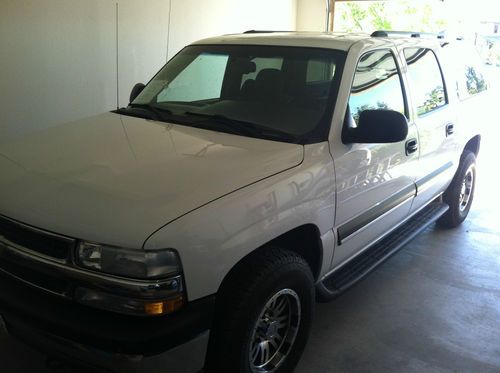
[317,202,449,301]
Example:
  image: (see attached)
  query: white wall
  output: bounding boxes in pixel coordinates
[0,0,169,141]
[296,0,325,32]
[167,0,297,59]
[117,0,170,107]
[1,1,115,141]
[0,0,298,141]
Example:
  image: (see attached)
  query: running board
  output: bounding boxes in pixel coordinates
[317,202,449,301]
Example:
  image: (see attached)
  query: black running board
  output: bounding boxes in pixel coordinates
[317,202,449,301]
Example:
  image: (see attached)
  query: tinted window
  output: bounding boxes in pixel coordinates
[348,49,406,125]
[131,45,346,143]
[157,54,229,102]
[240,57,283,87]
[404,48,447,116]
[307,59,336,83]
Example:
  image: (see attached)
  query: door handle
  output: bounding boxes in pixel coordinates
[446,123,454,136]
[405,138,418,156]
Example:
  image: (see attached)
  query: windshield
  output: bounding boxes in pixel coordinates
[125,45,345,143]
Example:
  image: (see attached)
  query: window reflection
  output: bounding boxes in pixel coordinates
[464,65,487,97]
[348,49,405,125]
[404,48,447,116]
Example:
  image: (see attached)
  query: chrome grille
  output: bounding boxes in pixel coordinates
[0,215,75,262]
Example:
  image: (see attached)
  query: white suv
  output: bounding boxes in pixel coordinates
[0,31,488,372]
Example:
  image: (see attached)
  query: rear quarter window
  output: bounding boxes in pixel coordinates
[441,44,488,100]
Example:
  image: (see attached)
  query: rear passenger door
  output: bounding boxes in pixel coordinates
[330,48,419,270]
[402,47,460,213]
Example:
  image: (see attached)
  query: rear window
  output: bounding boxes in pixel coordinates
[404,48,447,116]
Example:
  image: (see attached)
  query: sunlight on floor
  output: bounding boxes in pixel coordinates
[475,66,500,211]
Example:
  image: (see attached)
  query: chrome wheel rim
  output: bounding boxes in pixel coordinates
[249,288,301,372]
[459,165,474,212]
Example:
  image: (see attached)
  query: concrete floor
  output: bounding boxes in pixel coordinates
[2,77,499,373]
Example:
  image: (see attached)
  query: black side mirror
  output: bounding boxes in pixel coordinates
[129,83,145,103]
[343,110,408,144]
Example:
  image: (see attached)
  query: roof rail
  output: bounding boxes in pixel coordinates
[371,30,445,40]
[243,30,291,34]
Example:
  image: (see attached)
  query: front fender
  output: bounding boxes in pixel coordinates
[143,142,336,300]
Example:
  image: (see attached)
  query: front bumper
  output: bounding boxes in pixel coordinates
[0,271,214,372]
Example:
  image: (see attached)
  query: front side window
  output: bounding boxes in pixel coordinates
[348,49,406,126]
[404,48,447,116]
[125,45,346,144]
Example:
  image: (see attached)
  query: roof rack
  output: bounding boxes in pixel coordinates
[371,30,445,39]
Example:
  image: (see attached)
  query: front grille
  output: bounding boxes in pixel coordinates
[0,255,70,296]
[0,215,75,262]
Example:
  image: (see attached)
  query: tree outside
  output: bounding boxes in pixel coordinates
[333,1,448,34]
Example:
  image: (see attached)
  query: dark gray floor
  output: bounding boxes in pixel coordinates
[295,134,500,373]
[2,120,499,372]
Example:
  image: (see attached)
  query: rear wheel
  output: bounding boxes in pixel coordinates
[206,247,314,373]
[437,151,476,228]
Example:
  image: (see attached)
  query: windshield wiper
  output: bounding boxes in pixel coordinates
[130,103,173,119]
[183,112,297,142]
[117,103,173,121]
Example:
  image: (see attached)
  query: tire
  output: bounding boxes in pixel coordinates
[437,151,476,228]
[206,247,315,373]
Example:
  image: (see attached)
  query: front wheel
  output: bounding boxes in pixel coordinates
[206,247,314,373]
[437,151,476,228]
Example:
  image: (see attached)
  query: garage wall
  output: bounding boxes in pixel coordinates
[0,0,170,141]
[117,1,170,109]
[0,0,298,142]
[1,1,114,141]
[167,0,298,59]
[296,0,325,32]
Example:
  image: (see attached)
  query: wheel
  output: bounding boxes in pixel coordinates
[206,247,314,373]
[437,151,476,228]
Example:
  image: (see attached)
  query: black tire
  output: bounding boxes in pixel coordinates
[437,151,476,228]
[206,247,315,373]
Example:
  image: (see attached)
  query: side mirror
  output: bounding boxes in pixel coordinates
[343,110,408,144]
[129,83,145,103]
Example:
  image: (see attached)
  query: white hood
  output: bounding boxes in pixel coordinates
[0,113,303,248]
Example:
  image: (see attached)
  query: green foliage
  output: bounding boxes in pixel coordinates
[417,86,445,116]
[335,1,448,34]
[465,66,487,94]
[367,3,391,31]
[341,3,367,32]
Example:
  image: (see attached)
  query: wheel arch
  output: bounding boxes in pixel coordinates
[464,135,481,157]
[267,224,323,281]
[216,224,323,296]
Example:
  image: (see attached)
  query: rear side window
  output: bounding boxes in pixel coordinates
[440,43,488,101]
[348,49,406,125]
[404,48,447,116]
[461,64,487,98]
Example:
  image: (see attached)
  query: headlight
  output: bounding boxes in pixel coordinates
[77,242,180,279]
[74,242,185,316]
